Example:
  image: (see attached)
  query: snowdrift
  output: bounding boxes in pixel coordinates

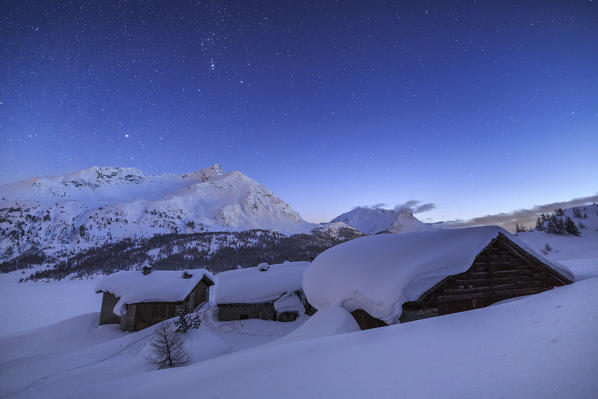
[60,278,598,399]
[269,306,359,346]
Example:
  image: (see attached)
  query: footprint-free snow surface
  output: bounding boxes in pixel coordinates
[2,278,596,398]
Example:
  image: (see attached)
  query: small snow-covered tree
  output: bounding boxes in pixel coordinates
[565,217,581,236]
[148,323,189,369]
[556,217,565,234]
[535,217,545,231]
[175,312,201,333]
[545,215,566,235]
[515,223,527,233]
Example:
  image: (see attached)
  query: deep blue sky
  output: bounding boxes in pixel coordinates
[1,1,597,223]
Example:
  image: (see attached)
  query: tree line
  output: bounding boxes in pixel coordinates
[16,227,363,281]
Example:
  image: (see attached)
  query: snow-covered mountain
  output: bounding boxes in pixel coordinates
[387,207,434,233]
[0,165,358,263]
[331,207,397,234]
[331,206,433,234]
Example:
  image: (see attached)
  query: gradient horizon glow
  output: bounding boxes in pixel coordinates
[1,1,597,223]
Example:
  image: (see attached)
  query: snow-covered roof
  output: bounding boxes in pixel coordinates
[273,292,303,313]
[303,226,573,324]
[95,269,214,316]
[214,261,310,304]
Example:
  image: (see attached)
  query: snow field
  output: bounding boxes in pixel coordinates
[15,278,595,399]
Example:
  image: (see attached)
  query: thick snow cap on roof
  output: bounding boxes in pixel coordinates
[95,269,214,316]
[215,261,310,304]
[303,226,573,324]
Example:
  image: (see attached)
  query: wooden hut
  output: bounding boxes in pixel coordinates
[397,233,571,324]
[95,269,214,331]
[303,226,574,330]
[215,261,311,322]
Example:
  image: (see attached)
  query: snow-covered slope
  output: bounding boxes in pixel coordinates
[0,165,317,261]
[268,306,360,346]
[8,277,595,399]
[517,204,598,279]
[331,206,434,234]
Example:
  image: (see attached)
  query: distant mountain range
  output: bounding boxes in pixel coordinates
[3,165,593,279]
[332,206,434,234]
[0,165,361,274]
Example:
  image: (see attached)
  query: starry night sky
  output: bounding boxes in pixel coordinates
[1,1,597,222]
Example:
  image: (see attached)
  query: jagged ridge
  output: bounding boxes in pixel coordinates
[0,165,360,264]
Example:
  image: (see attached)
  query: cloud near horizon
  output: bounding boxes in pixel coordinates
[352,200,436,214]
[446,193,598,230]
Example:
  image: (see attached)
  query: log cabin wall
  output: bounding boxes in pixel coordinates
[120,304,136,331]
[133,302,179,331]
[217,303,277,321]
[403,235,571,320]
[104,275,213,331]
[99,292,121,325]
[351,309,388,330]
[187,279,211,312]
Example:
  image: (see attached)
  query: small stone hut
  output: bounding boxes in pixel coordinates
[303,226,574,330]
[96,269,214,331]
[215,261,312,322]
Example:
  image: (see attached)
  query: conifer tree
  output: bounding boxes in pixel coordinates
[174,311,191,333]
[565,217,581,236]
[535,217,545,231]
[556,217,565,234]
[545,216,558,234]
[175,311,201,333]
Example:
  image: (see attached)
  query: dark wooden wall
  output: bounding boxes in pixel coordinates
[295,289,317,316]
[402,235,571,321]
[351,309,387,330]
[98,292,121,325]
[120,279,212,331]
[277,311,299,322]
[191,281,209,311]
[133,302,178,331]
[217,302,277,322]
